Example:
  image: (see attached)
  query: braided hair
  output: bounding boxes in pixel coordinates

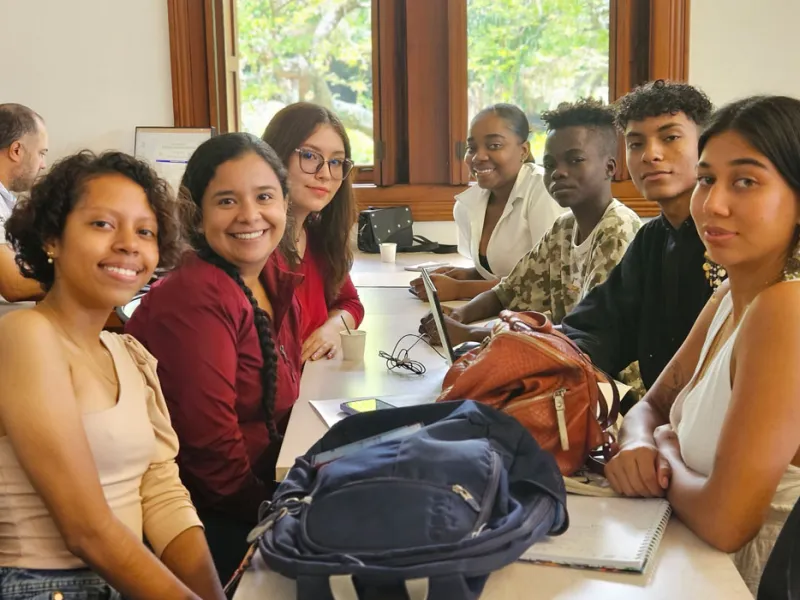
[180,132,291,442]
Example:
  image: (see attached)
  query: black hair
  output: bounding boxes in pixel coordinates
[471,103,534,162]
[698,96,800,192]
[0,103,44,149]
[180,132,289,443]
[541,97,618,155]
[6,150,183,291]
[699,95,800,276]
[615,79,714,132]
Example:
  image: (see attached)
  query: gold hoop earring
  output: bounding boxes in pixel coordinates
[703,252,726,290]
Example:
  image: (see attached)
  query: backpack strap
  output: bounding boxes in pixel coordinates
[299,573,476,600]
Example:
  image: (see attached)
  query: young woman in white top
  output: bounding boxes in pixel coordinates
[605,95,800,594]
[410,103,564,301]
[0,152,224,599]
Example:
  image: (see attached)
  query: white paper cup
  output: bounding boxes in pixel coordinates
[380,242,397,263]
[340,330,367,361]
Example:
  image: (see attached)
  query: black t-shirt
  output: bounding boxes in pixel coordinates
[561,215,711,390]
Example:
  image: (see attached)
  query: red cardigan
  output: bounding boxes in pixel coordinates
[125,252,303,519]
[296,246,364,340]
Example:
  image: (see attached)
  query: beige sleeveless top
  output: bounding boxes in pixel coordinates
[0,332,201,569]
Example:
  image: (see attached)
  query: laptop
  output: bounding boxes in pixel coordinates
[421,269,480,364]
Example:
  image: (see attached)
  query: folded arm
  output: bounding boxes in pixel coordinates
[605,281,728,497]
[661,282,800,552]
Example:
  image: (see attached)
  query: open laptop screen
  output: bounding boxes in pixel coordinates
[421,269,456,365]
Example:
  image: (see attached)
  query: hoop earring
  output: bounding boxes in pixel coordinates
[703,252,726,290]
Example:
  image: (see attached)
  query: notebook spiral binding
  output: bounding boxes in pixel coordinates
[637,504,673,566]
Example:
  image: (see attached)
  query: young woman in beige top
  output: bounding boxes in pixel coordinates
[0,152,225,599]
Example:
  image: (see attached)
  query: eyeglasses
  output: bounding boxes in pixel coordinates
[294,148,354,180]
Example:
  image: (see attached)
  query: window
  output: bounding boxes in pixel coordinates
[467,0,610,162]
[237,0,375,165]
[167,0,689,220]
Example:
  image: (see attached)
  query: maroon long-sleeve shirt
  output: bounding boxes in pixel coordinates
[126,252,303,519]
[296,246,364,340]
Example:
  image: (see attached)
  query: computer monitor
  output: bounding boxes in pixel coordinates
[134,126,214,193]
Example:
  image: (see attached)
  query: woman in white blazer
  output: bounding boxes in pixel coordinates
[411,104,565,302]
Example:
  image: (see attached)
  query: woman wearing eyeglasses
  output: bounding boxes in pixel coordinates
[262,103,364,363]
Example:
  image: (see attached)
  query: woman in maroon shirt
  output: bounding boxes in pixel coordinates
[262,103,364,362]
[126,133,302,582]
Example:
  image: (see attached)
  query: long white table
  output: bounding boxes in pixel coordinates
[235,284,752,600]
[350,251,471,287]
[274,286,454,480]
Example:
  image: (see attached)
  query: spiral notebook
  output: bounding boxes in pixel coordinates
[521,496,671,573]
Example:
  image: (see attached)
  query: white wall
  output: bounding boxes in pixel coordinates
[689,0,800,105]
[3,0,798,219]
[0,0,174,163]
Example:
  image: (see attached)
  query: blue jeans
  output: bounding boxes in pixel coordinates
[0,567,122,600]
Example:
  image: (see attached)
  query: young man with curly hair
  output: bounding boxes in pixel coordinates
[420,98,642,345]
[561,80,715,408]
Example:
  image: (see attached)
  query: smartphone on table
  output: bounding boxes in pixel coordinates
[340,398,396,416]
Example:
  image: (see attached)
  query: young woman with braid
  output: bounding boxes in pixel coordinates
[126,133,303,582]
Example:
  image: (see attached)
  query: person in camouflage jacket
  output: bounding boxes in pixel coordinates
[420,98,645,397]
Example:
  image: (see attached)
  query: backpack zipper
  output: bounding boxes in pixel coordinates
[553,388,569,451]
[492,330,579,451]
[496,329,582,368]
[498,388,571,452]
[452,484,480,511]
[451,450,502,537]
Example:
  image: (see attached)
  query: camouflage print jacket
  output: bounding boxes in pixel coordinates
[493,199,642,325]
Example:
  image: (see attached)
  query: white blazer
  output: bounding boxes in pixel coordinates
[453,163,566,280]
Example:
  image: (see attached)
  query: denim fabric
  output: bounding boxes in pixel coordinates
[0,567,121,600]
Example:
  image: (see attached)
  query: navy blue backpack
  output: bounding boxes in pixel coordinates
[253,400,568,600]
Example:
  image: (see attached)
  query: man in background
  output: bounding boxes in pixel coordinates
[0,103,48,303]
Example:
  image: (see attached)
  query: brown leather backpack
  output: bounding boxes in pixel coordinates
[437,310,620,476]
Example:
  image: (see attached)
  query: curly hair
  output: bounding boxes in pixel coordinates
[615,79,714,132]
[179,132,289,443]
[541,98,618,155]
[262,102,356,303]
[6,150,184,291]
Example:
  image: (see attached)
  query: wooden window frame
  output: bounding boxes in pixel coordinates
[168,0,689,221]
